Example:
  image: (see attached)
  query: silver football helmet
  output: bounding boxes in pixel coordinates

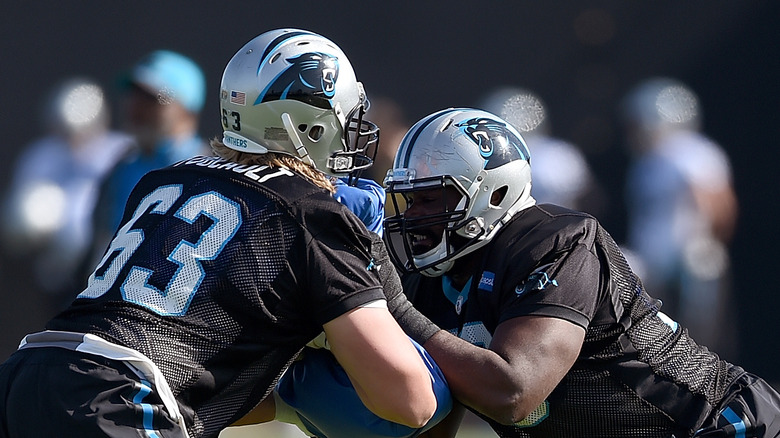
[219,28,378,177]
[384,108,535,276]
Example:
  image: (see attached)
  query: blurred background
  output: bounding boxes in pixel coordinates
[1,1,778,436]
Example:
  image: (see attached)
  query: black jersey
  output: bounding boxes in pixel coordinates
[46,155,386,437]
[406,203,742,438]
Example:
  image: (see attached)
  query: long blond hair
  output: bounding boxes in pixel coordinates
[210,138,335,194]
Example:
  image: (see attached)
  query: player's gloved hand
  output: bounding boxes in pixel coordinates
[332,177,385,236]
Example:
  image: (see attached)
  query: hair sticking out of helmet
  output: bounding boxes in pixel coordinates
[218,29,379,180]
[384,108,535,276]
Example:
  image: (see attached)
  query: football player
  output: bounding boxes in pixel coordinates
[381,107,780,437]
[231,175,451,438]
[0,29,443,438]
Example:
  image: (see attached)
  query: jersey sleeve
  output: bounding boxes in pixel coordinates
[297,199,387,326]
[495,222,604,330]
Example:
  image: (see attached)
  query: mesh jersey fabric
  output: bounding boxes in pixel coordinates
[405,203,740,438]
[46,155,386,438]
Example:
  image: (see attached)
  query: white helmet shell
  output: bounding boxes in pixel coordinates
[219,28,376,176]
[384,108,535,276]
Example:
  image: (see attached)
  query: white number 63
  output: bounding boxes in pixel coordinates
[79,185,242,316]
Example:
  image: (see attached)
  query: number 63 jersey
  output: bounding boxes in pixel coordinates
[46,155,386,436]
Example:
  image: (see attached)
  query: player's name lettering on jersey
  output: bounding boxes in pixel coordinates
[177,156,294,183]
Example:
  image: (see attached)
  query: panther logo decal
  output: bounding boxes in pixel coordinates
[255,52,338,109]
[455,117,530,170]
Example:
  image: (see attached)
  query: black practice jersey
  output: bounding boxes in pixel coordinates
[47,156,386,438]
[406,203,742,438]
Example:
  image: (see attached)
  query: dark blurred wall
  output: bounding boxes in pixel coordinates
[1,0,778,381]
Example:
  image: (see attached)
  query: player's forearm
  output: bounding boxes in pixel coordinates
[369,232,441,344]
[422,331,531,425]
[327,308,438,428]
[346,365,437,429]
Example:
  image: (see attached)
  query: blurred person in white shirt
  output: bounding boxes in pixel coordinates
[478,86,603,214]
[1,77,133,310]
[621,77,739,358]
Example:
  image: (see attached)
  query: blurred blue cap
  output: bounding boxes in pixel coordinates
[124,50,206,113]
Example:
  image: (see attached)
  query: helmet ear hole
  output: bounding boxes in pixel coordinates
[308,125,324,141]
[491,186,508,206]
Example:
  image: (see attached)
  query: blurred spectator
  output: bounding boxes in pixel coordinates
[87,50,210,270]
[477,87,603,214]
[1,77,133,310]
[621,77,739,358]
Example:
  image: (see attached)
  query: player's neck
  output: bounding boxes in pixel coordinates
[450,250,482,290]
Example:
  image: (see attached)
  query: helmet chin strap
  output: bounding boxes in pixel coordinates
[421,259,454,277]
[281,112,315,167]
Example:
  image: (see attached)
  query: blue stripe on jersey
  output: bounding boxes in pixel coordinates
[722,407,746,438]
[398,108,459,168]
[133,379,162,438]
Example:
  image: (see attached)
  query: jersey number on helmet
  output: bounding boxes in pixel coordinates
[79,185,242,316]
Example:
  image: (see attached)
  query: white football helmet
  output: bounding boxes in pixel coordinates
[219,29,378,177]
[384,108,535,276]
